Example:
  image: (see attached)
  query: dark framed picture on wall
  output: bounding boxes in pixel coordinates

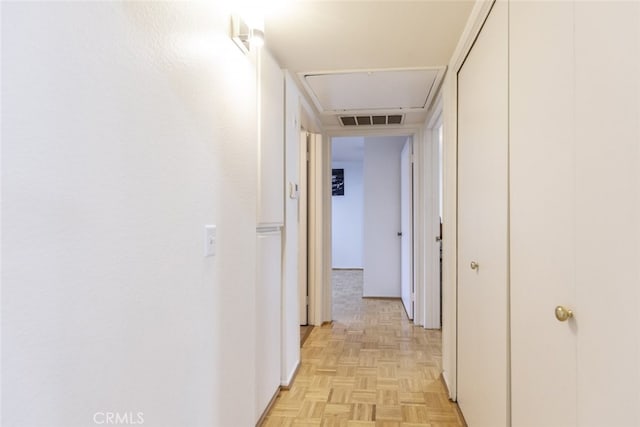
[332,168,344,196]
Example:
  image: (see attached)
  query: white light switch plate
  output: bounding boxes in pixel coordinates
[289,182,299,199]
[204,225,216,257]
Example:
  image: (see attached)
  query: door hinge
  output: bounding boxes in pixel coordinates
[411,293,415,302]
[306,152,310,162]
[306,295,309,306]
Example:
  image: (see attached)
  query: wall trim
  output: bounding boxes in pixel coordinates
[325,126,422,139]
[422,104,443,330]
[450,0,497,75]
[256,359,301,425]
[440,374,468,427]
[255,387,280,427]
[281,361,301,390]
[308,132,327,325]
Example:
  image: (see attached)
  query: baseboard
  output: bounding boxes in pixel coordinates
[440,372,452,398]
[257,361,302,425]
[331,267,364,270]
[439,373,467,427]
[362,296,402,301]
[300,325,314,346]
[255,387,280,427]
[281,361,301,390]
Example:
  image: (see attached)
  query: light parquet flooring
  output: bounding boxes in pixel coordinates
[262,270,464,427]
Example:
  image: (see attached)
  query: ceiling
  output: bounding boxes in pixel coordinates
[264,0,474,130]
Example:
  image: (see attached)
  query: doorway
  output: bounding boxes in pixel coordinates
[330,135,411,317]
[303,126,444,333]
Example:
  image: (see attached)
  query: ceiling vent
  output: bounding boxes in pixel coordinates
[339,114,404,127]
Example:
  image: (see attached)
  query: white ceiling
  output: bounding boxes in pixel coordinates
[264,0,474,129]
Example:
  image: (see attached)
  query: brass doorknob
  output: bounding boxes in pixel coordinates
[470,261,479,270]
[555,306,574,322]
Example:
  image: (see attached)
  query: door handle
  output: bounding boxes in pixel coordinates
[397,232,402,237]
[470,261,479,270]
[554,306,574,322]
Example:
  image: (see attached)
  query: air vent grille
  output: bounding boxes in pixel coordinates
[339,114,405,127]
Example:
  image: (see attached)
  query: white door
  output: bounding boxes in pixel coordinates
[572,4,640,423]
[509,2,577,425]
[400,139,413,319]
[510,2,640,426]
[457,2,509,427]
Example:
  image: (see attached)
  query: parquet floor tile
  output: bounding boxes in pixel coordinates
[262,270,464,426]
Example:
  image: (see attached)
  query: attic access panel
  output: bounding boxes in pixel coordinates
[303,68,441,113]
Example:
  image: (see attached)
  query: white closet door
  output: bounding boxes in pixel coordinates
[573,2,640,425]
[509,2,578,426]
[510,2,640,426]
[456,1,509,426]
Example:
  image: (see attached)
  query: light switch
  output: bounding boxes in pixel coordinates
[289,182,299,199]
[204,225,216,257]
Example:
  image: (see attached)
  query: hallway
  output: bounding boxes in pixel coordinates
[4,2,640,426]
[263,270,464,426]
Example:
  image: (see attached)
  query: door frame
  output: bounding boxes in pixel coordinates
[307,132,332,325]
[298,131,309,326]
[441,0,497,401]
[425,99,443,330]
[317,127,428,328]
[400,137,415,320]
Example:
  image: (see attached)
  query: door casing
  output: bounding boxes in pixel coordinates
[400,138,414,319]
[312,127,439,329]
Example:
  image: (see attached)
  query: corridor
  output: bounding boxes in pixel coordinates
[263,270,463,426]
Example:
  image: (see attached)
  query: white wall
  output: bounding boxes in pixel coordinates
[255,227,281,419]
[282,72,301,385]
[258,51,284,226]
[331,160,364,269]
[2,2,262,426]
[255,50,285,420]
[362,136,406,297]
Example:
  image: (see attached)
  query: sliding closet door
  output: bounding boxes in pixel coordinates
[510,1,640,426]
[509,3,577,426]
[573,3,640,424]
[456,1,509,426]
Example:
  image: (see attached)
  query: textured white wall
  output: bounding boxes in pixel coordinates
[331,160,364,269]
[362,136,406,297]
[2,2,260,426]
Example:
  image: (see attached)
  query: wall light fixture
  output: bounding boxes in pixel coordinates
[231,14,264,54]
